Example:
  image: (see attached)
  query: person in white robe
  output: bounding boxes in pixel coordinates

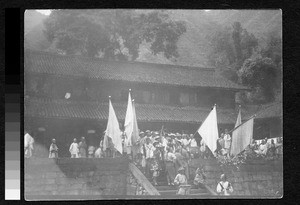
[223,129,231,151]
[69,138,79,158]
[49,138,58,158]
[174,167,190,195]
[216,174,233,196]
[142,137,155,177]
[24,131,34,158]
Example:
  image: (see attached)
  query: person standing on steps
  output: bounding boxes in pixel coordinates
[165,146,176,186]
[193,167,206,189]
[143,137,155,178]
[49,138,59,158]
[174,167,190,195]
[151,141,162,186]
[78,137,87,158]
[216,174,233,196]
[223,129,231,157]
[69,138,79,158]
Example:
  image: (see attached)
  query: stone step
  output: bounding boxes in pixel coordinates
[158,188,209,195]
[158,189,209,196]
[155,185,206,190]
[155,185,178,190]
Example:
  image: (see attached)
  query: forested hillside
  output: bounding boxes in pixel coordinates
[25,10,282,104]
[25,10,281,67]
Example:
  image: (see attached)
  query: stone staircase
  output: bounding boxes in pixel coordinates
[145,170,211,196]
[155,185,210,196]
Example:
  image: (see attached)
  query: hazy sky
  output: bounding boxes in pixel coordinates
[35,9,212,16]
[36,10,51,15]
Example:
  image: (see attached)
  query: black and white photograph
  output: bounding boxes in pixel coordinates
[24,9,282,200]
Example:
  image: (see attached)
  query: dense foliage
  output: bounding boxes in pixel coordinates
[207,22,258,70]
[44,10,186,61]
[207,21,281,104]
[238,56,279,102]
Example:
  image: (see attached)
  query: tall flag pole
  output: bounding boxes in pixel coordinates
[230,111,255,157]
[124,89,133,154]
[103,96,123,154]
[197,104,219,155]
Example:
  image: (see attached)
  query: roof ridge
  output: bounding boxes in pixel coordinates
[25,49,248,90]
[25,49,216,72]
[25,97,236,112]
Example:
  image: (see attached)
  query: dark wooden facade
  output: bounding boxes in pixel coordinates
[24,50,282,156]
[25,73,236,109]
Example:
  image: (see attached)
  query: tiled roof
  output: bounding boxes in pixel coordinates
[25,98,240,124]
[242,101,282,120]
[25,50,248,90]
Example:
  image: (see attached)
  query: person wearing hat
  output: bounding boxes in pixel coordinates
[151,141,162,186]
[69,138,79,158]
[78,137,87,158]
[216,174,233,196]
[138,130,146,144]
[174,167,190,195]
[189,134,199,158]
[223,129,231,156]
[142,137,155,177]
[174,146,190,180]
[138,131,145,144]
[193,167,206,189]
[49,138,59,158]
[165,146,176,185]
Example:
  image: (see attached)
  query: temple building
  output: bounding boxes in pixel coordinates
[24,49,281,157]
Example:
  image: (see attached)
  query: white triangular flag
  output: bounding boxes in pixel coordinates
[197,105,219,154]
[124,90,133,148]
[230,117,254,157]
[103,98,123,154]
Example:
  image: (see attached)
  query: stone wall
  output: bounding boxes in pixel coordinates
[189,159,283,197]
[25,157,283,199]
[25,157,129,200]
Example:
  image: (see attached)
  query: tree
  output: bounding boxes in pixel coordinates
[261,30,282,67]
[43,10,186,60]
[207,26,235,67]
[207,22,258,70]
[238,55,279,103]
[232,22,243,66]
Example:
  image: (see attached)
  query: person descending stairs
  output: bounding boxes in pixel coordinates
[145,166,211,196]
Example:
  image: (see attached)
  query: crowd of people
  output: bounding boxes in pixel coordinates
[215,128,283,160]
[24,128,282,195]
